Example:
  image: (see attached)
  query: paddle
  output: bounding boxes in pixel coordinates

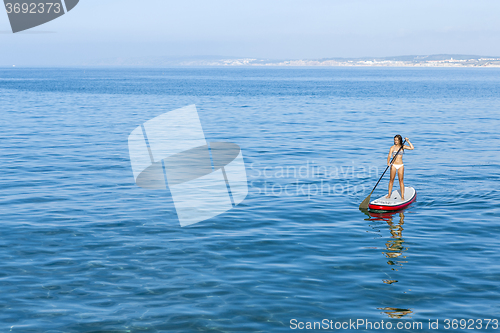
[359,139,406,210]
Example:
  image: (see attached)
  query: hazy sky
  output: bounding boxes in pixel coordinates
[1,0,500,65]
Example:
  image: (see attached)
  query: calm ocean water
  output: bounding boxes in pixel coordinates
[0,67,499,332]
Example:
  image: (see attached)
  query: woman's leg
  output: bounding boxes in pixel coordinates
[386,166,396,198]
[397,166,405,200]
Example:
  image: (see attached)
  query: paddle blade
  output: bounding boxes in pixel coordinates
[359,193,372,210]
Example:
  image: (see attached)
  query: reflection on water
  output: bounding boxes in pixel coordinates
[362,208,413,319]
[366,210,408,274]
[384,212,408,270]
[382,279,398,284]
[377,307,414,319]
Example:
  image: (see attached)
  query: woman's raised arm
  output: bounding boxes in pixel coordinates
[404,137,414,150]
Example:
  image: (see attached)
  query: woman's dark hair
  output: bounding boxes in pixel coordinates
[394,134,404,150]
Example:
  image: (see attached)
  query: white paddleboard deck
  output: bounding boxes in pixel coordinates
[369,186,416,210]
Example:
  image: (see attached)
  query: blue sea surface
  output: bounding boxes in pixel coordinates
[0,67,499,332]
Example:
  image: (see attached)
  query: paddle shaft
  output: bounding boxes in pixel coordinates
[368,139,406,195]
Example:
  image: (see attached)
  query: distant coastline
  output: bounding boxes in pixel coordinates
[82,54,500,67]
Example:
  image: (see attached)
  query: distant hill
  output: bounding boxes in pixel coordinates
[317,54,494,62]
[82,54,500,67]
[82,55,243,67]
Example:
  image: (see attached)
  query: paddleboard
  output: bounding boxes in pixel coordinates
[369,186,416,211]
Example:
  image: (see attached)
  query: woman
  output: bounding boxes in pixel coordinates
[386,135,414,200]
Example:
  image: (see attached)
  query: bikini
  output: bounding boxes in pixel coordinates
[392,148,404,170]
